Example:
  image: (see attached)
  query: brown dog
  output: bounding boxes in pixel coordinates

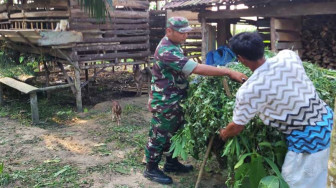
[133,65,152,96]
[112,100,122,125]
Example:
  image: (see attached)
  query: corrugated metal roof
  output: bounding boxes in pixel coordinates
[163,0,322,9]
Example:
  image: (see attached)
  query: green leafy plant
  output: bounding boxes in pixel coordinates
[170,54,336,187]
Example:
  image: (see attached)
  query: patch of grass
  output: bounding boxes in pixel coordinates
[97,118,111,126]
[123,104,142,115]
[0,91,77,126]
[0,162,84,187]
[114,185,131,188]
[21,136,42,145]
[92,143,112,156]
[87,149,144,176]
[81,109,104,120]
[106,125,147,149]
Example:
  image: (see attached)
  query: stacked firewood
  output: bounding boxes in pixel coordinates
[301,15,336,69]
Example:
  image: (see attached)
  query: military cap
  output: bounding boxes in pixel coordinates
[167,17,193,33]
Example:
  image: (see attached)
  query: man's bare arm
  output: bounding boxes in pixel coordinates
[192,64,248,83]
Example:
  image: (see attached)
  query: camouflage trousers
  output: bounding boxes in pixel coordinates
[145,108,184,163]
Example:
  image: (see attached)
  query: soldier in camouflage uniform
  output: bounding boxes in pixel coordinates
[144,17,248,185]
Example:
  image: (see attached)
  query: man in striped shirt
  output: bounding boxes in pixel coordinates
[220,32,333,187]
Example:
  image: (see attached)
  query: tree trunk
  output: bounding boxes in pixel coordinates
[327,97,336,186]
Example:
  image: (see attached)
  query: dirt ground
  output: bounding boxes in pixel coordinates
[0,95,225,188]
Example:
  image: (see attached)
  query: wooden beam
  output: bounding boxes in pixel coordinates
[81,29,150,36]
[82,36,149,43]
[0,77,38,94]
[36,83,75,92]
[113,0,149,9]
[73,43,148,52]
[200,2,336,19]
[70,23,149,30]
[54,48,80,71]
[276,41,302,50]
[80,67,106,88]
[10,11,70,18]
[273,18,301,32]
[38,31,83,46]
[79,61,148,69]
[70,18,148,24]
[75,51,150,61]
[56,62,76,94]
[276,31,301,42]
[16,31,40,52]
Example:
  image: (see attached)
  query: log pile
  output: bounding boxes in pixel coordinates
[301,15,336,69]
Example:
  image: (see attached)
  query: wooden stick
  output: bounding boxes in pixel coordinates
[195,78,233,187]
[223,78,232,97]
[195,135,215,188]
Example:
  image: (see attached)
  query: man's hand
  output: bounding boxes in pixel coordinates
[219,122,245,141]
[228,70,248,83]
[219,128,228,141]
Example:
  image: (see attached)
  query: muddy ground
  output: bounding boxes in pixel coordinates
[0,93,225,188]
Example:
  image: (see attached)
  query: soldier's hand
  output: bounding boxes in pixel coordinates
[228,70,248,83]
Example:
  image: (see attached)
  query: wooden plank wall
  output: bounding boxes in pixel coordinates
[149,10,166,54]
[167,10,202,63]
[257,17,271,49]
[0,4,9,29]
[270,17,302,53]
[69,0,150,68]
[8,0,69,30]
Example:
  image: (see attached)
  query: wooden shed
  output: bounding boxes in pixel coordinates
[0,0,150,112]
[164,0,336,69]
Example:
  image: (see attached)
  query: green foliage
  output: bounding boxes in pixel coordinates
[78,0,113,20]
[303,62,336,106]
[170,55,335,187]
[0,52,35,78]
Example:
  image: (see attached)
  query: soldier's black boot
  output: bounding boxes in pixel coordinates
[163,156,193,173]
[143,162,173,184]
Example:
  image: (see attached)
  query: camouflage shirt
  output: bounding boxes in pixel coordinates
[149,36,198,113]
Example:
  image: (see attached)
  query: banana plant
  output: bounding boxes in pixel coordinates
[77,0,113,20]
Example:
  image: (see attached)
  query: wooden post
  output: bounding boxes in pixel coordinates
[270,17,277,52]
[208,25,216,51]
[201,17,208,64]
[74,61,83,112]
[30,92,39,124]
[217,20,227,47]
[85,64,89,94]
[0,83,3,106]
[43,61,51,99]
